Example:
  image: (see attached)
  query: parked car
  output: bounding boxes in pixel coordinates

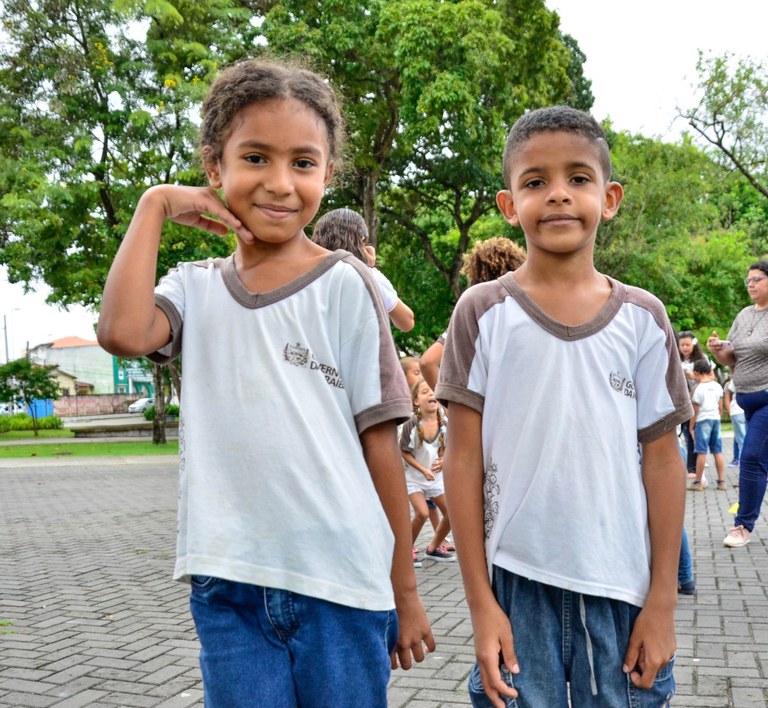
[128,397,154,413]
[0,401,26,415]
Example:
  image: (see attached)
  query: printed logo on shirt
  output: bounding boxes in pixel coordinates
[283,342,345,389]
[608,370,637,399]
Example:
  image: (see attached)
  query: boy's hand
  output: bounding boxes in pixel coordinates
[391,591,435,670]
[473,603,519,706]
[363,244,377,267]
[623,604,676,689]
[146,184,254,244]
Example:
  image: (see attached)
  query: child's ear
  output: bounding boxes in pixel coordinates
[496,189,519,226]
[324,161,335,187]
[202,146,222,188]
[601,181,624,221]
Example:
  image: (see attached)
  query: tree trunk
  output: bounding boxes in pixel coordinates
[152,363,166,445]
[362,171,380,247]
[168,361,182,404]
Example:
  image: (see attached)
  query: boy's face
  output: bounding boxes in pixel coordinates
[204,97,334,247]
[496,131,622,259]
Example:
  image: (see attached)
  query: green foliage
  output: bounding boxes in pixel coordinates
[261,0,587,307]
[680,52,768,201]
[143,402,179,420]
[0,414,62,432]
[0,358,61,435]
[0,0,251,309]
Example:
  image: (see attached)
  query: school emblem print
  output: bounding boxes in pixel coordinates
[608,370,636,399]
[282,341,344,389]
[484,460,500,539]
[284,342,310,367]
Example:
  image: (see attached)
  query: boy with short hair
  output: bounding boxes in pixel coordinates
[689,359,726,491]
[438,106,691,707]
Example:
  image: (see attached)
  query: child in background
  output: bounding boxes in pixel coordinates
[401,355,450,558]
[440,106,689,706]
[312,207,415,331]
[677,331,707,478]
[689,359,727,491]
[401,378,455,563]
[420,237,526,391]
[400,356,422,389]
[725,377,747,468]
[97,58,433,706]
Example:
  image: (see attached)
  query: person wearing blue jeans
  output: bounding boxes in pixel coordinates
[440,108,689,707]
[708,260,768,548]
[731,390,768,538]
[725,379,747,467]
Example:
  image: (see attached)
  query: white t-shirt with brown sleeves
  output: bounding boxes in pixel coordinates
[149,250,411,612]
[436,273,692,607]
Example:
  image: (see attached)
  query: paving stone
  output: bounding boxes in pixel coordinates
[0,436,765,707]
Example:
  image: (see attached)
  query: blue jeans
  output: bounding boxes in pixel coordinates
[681,422,696,472]
[678,528,693,586]
[189,577,398,707]
[468,568,675,707]
[734,390,768,532]
[732,411,747,461]
[693,419,722,454]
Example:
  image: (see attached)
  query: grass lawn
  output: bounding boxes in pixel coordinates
[0,433,178,459]
[1,429,75,440]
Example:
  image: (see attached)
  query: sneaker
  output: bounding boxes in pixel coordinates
[723,525,751,548]
[678,580,696,595]
[728,460,740,468]
[425,545,456,561]
[687,480,704,491]
[717,480,727,491]
[412,548,422,568]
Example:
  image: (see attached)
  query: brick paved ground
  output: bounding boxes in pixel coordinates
[0,437,766,707]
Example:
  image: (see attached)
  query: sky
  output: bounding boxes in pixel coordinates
[2,0,767,361]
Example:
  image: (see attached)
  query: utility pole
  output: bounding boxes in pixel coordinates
[3,314,8,364]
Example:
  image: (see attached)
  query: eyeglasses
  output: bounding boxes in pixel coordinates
[744,275,768,286]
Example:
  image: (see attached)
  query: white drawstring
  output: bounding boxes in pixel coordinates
[579,595,598,696]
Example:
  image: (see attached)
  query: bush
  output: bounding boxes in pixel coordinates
[143,404,179,421]
[0,413,62,432]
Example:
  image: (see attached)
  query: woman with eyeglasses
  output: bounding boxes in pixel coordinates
[707,260,768,548]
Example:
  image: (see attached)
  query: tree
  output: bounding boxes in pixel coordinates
[0,0,255,443]
[600,130,755,332]
[0,358,61,436]
[0,0,253,309]
[260,0,589,350]
[679,52,768,201]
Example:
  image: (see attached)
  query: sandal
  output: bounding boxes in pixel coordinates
[717,480,727,491]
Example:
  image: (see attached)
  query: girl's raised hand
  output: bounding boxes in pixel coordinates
[147,184,255,244]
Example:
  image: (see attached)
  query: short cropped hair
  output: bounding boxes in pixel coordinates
[502,106,612,188]
[748,260,768,277]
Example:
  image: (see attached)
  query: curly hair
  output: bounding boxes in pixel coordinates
[200,58,345,167]
[461,237,527,285]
